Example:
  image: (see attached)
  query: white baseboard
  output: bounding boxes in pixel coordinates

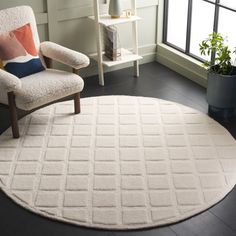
[156,44,208,88]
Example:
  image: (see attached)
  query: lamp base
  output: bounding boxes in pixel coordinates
[110,15,121,19]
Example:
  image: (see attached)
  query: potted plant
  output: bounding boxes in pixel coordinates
[199,32,236,120]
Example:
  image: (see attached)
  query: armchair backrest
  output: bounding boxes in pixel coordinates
[0,6,40,52]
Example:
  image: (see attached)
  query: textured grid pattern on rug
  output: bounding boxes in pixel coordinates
[0,96,236,230]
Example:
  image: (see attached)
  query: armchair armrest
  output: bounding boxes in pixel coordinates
[40,41,90,70]
[0,69,21,92]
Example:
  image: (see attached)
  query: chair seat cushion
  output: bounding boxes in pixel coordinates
[12,69,84,110]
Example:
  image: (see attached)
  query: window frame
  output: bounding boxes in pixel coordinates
[163,0,236,62]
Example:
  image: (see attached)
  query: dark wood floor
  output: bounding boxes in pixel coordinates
[0,62,235,236]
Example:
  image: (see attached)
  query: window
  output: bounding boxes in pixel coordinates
[166,0,188,50]
[163,0,236,62]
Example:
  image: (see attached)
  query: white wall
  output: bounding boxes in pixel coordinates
[0,0,159,77]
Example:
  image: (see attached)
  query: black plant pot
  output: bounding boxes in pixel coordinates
[208,105,235,122]
[207,70,236,121]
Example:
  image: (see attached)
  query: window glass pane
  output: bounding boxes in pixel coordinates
[190,0,215,59]
[218,7,236,63]
[167,0,188,50]
[220,0,236,10]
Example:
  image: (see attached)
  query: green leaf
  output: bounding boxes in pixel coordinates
[199,32,233,74]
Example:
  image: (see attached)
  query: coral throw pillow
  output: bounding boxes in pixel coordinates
[0,23,45,78]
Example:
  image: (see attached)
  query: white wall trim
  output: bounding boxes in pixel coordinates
[137,0,159,8]
[157,44,207,87]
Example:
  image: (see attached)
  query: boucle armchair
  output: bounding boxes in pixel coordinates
[0,6,90,138]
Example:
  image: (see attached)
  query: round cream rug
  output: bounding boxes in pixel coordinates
[0,96,236,230]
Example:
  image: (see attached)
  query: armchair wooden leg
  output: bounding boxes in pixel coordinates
[74,92,81,114]
[7,92,19,139]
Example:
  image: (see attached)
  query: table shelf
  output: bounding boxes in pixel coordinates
[90,48,143,67]
[91,0,141,86]
[88,15,141,27]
